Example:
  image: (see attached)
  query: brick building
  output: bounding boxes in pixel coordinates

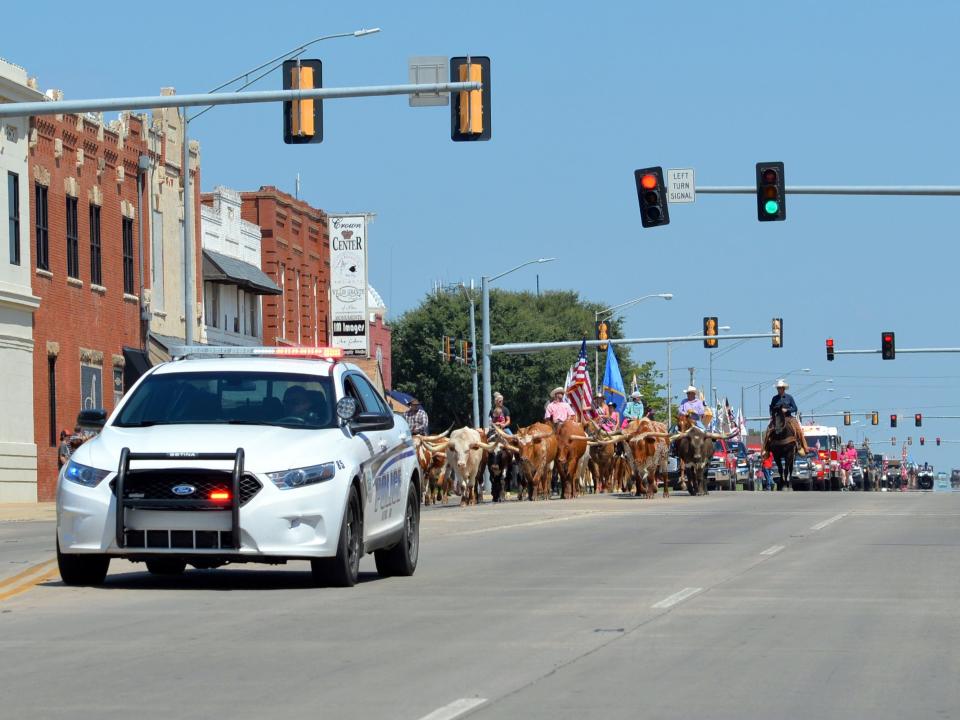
[239,187,330,347]
[29,102,150,500]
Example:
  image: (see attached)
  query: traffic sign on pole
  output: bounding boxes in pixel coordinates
[667,168,695,203]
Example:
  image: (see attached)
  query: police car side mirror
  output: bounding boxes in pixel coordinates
[336,397,359,422]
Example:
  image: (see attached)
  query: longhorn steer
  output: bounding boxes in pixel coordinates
[445,427,495,506]
[498,423,558,501]
[672,427,737,496]
[414,436,449,505]
[555,419,589,499]
[486,436,520,502]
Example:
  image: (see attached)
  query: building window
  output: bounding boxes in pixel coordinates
[204,282,219,328]
[89,205,102,286]
[151,209,164,310]
[35,183,49,271]
[113,366,123,407]
[8,172,20,265]
[81,363,103,410]
[278,263,286,340]
[247,294,258,337]
[122,217,135,295]
[66,197,79,279]
[47,356,57,447]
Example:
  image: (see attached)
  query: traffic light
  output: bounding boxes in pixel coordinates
[920,437,925,446]
[890,414,897,428]
[908,436,912,446]
[443,335,452,363]
[450,56,491,141]
[771,317,782,348]
[596,320,609,352]
[703,316,718,348]
[871,411,879,426]
[937,437,941,446]
[756,161,786,222]
[466,340,474,365]
[915,413,922,427]
[843,412,851,426]
[283,59,323,144]
[826,338,835,361]
[634,166,670,228]
[881,331,896,360]
[891,437,896,446]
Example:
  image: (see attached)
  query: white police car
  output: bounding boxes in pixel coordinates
[56,346,420,587]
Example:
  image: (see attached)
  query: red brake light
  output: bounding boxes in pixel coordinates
[210,490,231,501]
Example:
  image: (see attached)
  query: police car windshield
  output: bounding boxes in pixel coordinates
[115,371,337,429]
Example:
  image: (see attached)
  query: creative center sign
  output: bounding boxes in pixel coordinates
[328,215,369,357]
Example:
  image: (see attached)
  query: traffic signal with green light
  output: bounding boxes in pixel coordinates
[756,162,786,221]
[283,59,322,144]
[634,167,670,228]
[771,318,782,348]
[703,317,718,348]
[881,331,896,360]
[890,414,897,428]
[915,413,922,427]
[450,56,491,141]
[826,338,835,361]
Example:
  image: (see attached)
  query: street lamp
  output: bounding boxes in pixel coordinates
[810,394,850,414]
[594,292,672,388]
[481,258,557,426]
[179,28,381,346]
[441,281,481,427]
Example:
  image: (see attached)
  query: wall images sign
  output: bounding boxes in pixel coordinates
[328,215,369,357]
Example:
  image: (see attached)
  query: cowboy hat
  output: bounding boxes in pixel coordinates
[775,379,789,389]
[630,391,642,400]
[685,385,698,394]
[551,387,565,397]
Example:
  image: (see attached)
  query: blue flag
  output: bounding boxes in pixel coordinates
[602,343,626,416]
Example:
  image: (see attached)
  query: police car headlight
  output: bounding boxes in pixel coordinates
[267,463,337,490]
[63,458,111,487]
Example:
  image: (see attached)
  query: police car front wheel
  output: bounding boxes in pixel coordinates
[374,485,420,578]
[311,484,362,587]
[57,538,110,586]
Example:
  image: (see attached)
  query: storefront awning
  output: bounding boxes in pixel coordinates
[202,249,281,295]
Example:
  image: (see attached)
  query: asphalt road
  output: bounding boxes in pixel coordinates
[1,492,958,720]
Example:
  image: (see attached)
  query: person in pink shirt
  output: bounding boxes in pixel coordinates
[840,440,858,489]
[544,387,576,426]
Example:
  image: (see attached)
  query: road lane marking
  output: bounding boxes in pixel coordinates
[651,587,702,609]
[0,565,59,603]
[417,698,487,720]
[760,544,785,556]
[810,513,848,531]
[0,558,55,589]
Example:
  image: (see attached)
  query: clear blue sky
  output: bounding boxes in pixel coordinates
[6,1,960,470]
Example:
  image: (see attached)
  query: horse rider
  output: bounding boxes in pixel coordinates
[768,379,808,453]
[678,386,705,430]
[622,391,645,427]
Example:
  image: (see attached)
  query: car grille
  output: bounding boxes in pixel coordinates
[123,529,236,550]
[110,469,262,507]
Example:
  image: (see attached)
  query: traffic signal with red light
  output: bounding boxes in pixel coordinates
[843,412,851,426]
[915,413,922,427]
[450,56,491,141]
[596,320,609,352]
[703,317,718,348]
[283,59,323,144]
[871,411,879,426]
[890,414,897,428]
[937,437,941,446]
[634,167,670,228]
[920,437,925,446]
[771,318,782,348]
[881,331,896,360]
[756,162,786,221]
[826,338,835,361]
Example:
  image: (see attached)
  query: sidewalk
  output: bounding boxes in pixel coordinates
[0,503,56,522]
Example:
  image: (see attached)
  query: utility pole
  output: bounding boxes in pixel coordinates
[688,367,695,388]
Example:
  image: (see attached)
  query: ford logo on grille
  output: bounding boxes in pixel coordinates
[171,484,196,496]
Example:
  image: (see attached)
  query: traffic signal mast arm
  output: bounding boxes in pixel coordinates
[490,332,777,355]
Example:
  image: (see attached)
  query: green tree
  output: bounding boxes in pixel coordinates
[392,289,667,431]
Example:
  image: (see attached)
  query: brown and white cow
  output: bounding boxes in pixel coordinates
[414,435,450,505]
[589,419,671,499]
[445,427,495,506]
[495,423,558,501]
[587,440,631,494]
[555,418,589,499]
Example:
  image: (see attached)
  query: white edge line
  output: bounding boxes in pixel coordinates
[760,544,785,556]
[651,587,702,609]
[810,512,848,531]
[417,698,487,720]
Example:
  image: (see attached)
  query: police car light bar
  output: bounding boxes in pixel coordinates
[171,346,345,360]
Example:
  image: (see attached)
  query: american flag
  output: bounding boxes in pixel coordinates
[565,340,596,420]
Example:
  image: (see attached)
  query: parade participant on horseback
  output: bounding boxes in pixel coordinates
[544,387,576,428]
[764,379,809,489]
[678,386,705,430]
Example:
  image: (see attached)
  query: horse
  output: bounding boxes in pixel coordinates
[763,411,809,491]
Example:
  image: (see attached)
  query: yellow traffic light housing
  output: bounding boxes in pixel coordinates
[703,317,718,348]
[283,59,323,144]
[451,56,491,141]
[771,317,782,348]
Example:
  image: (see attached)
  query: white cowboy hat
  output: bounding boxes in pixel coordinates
[551,387,565,397]
[775,379,789,389]
[630,391,642,400]
[685,385,698,394]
